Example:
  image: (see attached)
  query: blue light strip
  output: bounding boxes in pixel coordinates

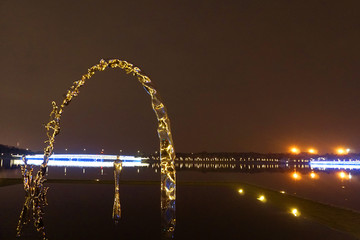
[8,154,150,168]
[25,154,146,161]
[310,160,360,169]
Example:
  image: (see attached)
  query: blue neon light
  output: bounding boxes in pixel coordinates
[310,160,360,169]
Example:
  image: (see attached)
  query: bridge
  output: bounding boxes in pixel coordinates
[11,154,149,167]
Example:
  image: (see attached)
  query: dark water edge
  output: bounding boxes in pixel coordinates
[0,181,359,240]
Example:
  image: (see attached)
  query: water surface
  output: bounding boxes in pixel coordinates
[0,162,359,239]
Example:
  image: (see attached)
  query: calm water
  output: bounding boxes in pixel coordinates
[1,162,359,239]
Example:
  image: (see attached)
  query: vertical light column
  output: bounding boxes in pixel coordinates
[113,158,122,223]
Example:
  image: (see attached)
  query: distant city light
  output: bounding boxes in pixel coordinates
[290,147,300,154]
[336,148,350,155]
[280,191,286,194]
[337,148,344,154]
[238,189,244,195]
[308,148,317,154]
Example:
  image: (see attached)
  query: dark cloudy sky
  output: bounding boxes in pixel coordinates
[1,0,360,154]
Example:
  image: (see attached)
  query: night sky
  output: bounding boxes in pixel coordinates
[1,1,360,154]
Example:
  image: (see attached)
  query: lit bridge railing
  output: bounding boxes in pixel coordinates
[12,154,149,168]
[310,160,360,170]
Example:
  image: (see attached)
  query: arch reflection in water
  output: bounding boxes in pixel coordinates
[161,187,176,239]
[112,159,176,239]
[113,158,122,223]
[16,156,48,240]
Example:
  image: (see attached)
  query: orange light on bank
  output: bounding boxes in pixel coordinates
[308,148,317,154]
[290,147,300,154]
[336,148,350,155]
[337,148,345,155]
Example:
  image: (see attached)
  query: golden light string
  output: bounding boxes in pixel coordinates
[19,59,176,238]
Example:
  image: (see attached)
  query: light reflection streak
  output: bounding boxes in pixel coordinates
[310,172,318,179]
[292,172,301,180]
[113,159,122,223]
[338,171,352,180]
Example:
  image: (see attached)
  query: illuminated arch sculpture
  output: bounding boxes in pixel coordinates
[18,59,176,238]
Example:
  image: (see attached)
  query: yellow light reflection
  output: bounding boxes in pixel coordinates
[238,189,244,195]
[291,208,300,217]
[280,191,286,194]
[338,171,351,180]
[310,172,318,179]
[292,172,301,180]
[257,195,266,202]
